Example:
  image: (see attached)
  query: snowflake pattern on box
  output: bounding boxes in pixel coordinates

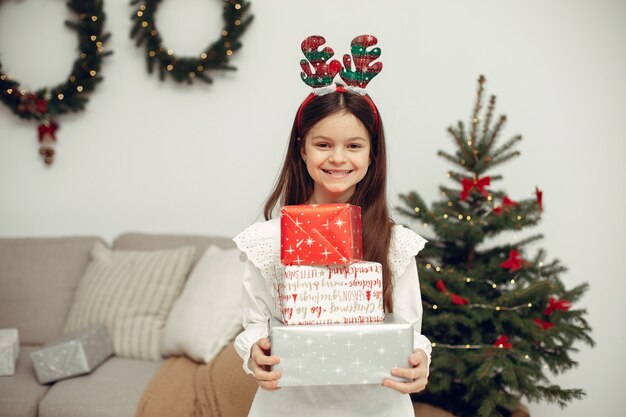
[280,204,363,266]
[270,314,413,386]
[278,262,384,325]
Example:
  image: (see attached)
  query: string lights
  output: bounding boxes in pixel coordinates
[129,0,254,84]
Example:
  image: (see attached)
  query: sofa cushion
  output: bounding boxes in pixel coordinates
[164,245,246,363]
[63,243,195,361]
[0,237,104,344]
[0,346,50,417]
[112,232,235,265]
[38,356,163,417]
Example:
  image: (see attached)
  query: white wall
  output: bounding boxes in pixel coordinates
[1,0,624,415]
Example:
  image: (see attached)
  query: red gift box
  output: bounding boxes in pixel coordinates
[280,204,363,266]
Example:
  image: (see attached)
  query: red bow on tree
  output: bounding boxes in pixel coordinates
[493,195,518,215]
[493,334,512,349]
[543,297,571,316]
[501,249,525,272]
[535,186,543,212]
[460,176,491,201]
[436,279,469,305]
[533,318,554,330]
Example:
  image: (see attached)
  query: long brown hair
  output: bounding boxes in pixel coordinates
[264,91,396,312]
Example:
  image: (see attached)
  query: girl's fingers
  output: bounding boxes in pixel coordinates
[249,338,282,390]
[382,377,428,394]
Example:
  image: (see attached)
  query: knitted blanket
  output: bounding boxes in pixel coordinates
[135,343,258,417]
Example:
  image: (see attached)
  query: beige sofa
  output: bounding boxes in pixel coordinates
[0,233,259,417]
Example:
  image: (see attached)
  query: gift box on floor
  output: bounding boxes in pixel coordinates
[30,325,113,384]
[270,314,413,387]
[278,262,384,325]
[0,328,19,376]
[280,204,363,266]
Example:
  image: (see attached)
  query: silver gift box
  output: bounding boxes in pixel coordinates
[30,326,113,384]
[0,328,19,376]
[270,314,414,387]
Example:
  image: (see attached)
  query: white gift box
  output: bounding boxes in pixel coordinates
[270,314,414,386]
[30,326,113,384]
[277,262,385,325]
[0,328,19,376]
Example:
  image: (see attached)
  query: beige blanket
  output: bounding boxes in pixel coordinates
[136,343,258,417]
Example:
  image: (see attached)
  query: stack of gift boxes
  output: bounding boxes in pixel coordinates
[270,204,414,386]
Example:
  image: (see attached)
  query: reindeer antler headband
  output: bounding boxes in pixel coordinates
[297,35,383,135]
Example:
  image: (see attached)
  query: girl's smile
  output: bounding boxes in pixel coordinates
[301,111,371,204]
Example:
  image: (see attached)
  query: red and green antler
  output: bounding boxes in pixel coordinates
[300,36,342,88]
[340,35,383,89]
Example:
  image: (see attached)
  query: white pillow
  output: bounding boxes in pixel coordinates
[63,242,195,361]
[164,245,246,363]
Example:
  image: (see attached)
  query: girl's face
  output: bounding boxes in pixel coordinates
[301,111,371,204]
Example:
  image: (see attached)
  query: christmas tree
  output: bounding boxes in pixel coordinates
[397,75,594,417]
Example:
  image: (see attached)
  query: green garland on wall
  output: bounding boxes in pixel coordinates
[0,0,112,165]
[130,0,253,84]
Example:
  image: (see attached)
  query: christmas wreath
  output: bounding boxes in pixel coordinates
[130,0,253,84]
[0,0,111,165]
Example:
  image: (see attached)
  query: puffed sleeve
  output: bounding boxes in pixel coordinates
[389,225,432,368]
[232,219,282,374]
[234,260,273,374]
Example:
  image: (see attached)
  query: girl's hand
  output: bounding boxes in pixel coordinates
[249,338,282,391]
[382,348,429,394]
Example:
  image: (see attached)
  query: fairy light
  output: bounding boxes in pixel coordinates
[80,53,87,59]
[510,278,515,284]
[149,51,156,57]
[6,88,13,94]
[426,264,432,269]
[166,64,173,71]
[201,52,208,59]
[226,50,233,56]
[517,216,522,221]
[443,214,449,219]
[466,215,472,221]
[76,86,83,92]
[435,266,441,272]
[91,16,97,22]
[57,93,64,100]
[414,207,420,213]
[151,30,157,36]
[432,305,438,310]
[465,277,472,283]
[167,49,174,55]
[457,214,463,220]
[189,72,196,78]
[447,201,453,207]
[141,21,148,28]
[137,11,143,17]
[90,35,97,41]
[222,30,229,36]
[89,70,96,76]
[235,3,242,9]
[235,19,241,26]
[197,65,204,71]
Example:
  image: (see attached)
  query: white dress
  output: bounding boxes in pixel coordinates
[233,218,432,417]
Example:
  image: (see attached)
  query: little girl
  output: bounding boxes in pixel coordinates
[233,35,431,417]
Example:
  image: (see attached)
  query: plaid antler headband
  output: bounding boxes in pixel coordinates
[297,35,383,136]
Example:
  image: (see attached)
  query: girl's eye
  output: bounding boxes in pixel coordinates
[315,143,330,148]
[348,143,363,149]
